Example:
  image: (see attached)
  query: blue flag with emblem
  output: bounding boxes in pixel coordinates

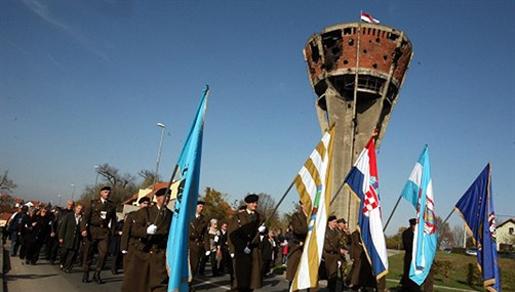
[455,163,501,292]
[400,145,437,285]
[166,86,209,292]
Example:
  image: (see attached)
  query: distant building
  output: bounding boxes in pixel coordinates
[496,218,515,251]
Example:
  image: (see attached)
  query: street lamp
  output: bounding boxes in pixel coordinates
[94,165,100,185]
[57,193,62,206]
[153,122,167,189]
[70,183,75,201]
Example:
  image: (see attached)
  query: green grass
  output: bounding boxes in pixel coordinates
[385,252,515,291]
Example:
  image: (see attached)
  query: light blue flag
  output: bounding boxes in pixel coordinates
[166,86,209,292]
[400,145,437,285]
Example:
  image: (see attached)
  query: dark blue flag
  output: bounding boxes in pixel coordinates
[455,164,501,292]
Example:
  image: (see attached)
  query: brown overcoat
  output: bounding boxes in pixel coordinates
[285,210,307,281]
[121,205,172,292]
[228,210,263,290]
[189,213,207,277]
[323,226,341,280]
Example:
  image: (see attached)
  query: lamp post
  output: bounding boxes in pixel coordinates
[94,165,100,185]
[153,122,167,189]
[57,194,62,206]
[70,183,75,201]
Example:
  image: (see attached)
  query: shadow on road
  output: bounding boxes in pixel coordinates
[7,273,58,281]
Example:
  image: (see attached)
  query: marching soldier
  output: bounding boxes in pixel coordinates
[120,196,151,269]
[80,186,117,284]
[121,187,172,292]
[285,201,308,286]
[189,200,208,278]
[228,194,265,292]
[323,215,340,292]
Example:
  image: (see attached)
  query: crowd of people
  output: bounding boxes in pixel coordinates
[3,186,428,292]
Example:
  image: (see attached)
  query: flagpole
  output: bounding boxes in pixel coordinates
[441,208,455,227]
[383,194,402,231]
[265,179,295,224]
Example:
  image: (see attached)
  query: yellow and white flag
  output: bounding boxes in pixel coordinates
[291,127,334,291]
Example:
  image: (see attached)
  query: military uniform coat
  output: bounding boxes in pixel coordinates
[286,210,308,281]
[228,210,263,290]
[80,198,117,240]
[323,226,341,280]
[122,204,172,292]
[189,213,207,277]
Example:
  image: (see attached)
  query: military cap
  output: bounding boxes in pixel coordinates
[244,193,259,203]
[337,218,347,224]
[138,196,151,204]
[328,215,337,222]
[197,200,206,205]
[100,186,112,192]
[409,218,417,225]
[154,187,170,197]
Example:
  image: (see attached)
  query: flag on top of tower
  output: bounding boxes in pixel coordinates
[454,164,501,292]
[400,145,438,285]
[290,126,335,291]
[344,136,388,279]
[360,11,380,24]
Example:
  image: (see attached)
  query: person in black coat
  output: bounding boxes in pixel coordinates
[58,204,83,272]
[259,228,274,279]
[28,208,52,264]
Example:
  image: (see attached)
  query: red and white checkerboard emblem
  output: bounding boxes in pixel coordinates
[363,180,379,215]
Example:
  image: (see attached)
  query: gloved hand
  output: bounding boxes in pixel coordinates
[205,251,211,256]
[243,246,251,254]
[258,224,266,233]
[214,235,219,242]
[121,250,128,255]
[230,253,235,258]
[146,224,157,235]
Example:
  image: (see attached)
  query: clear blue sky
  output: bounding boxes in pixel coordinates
[1,1,514,234]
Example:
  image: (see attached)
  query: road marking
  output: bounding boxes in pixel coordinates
[191,279,232,290]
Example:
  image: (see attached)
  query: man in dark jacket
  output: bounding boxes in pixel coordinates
[323,215,341,292]
[189,200,207,278]
[228,194,265,292]
[58,204,83,272]
[80,186,117,284]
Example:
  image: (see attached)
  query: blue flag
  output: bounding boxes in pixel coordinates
[166,86,209,292]
[455,164,501,292]
[400,145,437,285]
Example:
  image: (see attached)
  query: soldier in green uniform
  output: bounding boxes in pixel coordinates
[189,200,207,279]
[228,194,265,292]
[336,218,351,287]
[285,201,308,286]
[121,187,172,292]
[80,186,117,284]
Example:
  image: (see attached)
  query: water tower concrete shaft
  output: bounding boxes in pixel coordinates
[303,22,413,229]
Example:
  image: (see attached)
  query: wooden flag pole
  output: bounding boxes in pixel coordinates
[383,194,403,232]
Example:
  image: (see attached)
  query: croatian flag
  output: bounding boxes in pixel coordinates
[361,12,380,24]
[344,137,388,279]
[401,145,437,285]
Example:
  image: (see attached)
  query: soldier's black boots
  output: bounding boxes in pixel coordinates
[82,271,90,283]
[93,271,105,284]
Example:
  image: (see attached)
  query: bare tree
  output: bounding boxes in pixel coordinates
[138,169,157,188]
[0,170,17,192]
[452,225,465,248]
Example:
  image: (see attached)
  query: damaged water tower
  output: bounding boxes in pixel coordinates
[303,22,413,229]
